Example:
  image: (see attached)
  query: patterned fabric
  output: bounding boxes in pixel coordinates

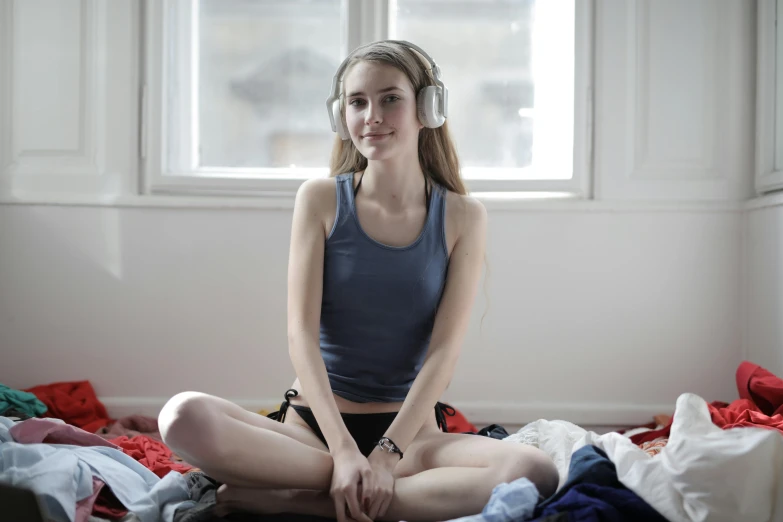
[638,438,668,457]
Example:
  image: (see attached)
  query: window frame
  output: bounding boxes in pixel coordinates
[756,0,783,195]
[141,0,594,199]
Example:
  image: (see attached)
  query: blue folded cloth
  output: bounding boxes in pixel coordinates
[0,435,194,522]
[448,476,540,522]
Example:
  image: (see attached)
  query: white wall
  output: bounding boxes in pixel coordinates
[0,201,745,426]
[0,0,760,427]
[744,199,783,377]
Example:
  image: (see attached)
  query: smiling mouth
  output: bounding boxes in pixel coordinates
[363,132,392,140]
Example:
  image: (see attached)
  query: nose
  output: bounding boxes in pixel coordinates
[364,102,382,125]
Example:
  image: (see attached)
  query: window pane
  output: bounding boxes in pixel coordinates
[391,0,575,179]
[198,0,341,169]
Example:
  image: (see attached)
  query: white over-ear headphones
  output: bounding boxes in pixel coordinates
[325,40,449,141]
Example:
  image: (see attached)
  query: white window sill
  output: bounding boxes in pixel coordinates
[744,191,783,211]
[0,191,747,213]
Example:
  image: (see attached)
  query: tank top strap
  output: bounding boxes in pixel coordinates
[332,172,356,229]
[428,182,446,215]
[426,182,448,248]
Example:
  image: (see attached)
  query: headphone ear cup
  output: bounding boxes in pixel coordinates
[417,86,446,128]
[332,98,350,140]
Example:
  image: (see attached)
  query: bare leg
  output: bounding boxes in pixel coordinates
[161,393,557,520]
[218,465,545,522]
[158,392,334,489]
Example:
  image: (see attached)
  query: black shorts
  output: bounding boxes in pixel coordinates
[267,389,455,457]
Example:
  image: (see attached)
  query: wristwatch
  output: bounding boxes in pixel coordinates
[377,437,403,459]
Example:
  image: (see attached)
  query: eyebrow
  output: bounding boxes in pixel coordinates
[346,86,403,97]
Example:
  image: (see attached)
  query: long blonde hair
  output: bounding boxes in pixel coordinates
[328,41,467,196]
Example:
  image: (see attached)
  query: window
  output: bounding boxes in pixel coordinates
[142,0,593,198]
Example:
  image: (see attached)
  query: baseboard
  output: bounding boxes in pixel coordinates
[101,396,673,430]
[451,401,672,428]
[100,397,285,420]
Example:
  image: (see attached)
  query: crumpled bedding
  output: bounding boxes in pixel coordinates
[505,393,783,522]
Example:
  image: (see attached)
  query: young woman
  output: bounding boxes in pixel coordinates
[159,40,558,522]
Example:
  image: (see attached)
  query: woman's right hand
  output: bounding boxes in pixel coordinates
[330,445,375,522]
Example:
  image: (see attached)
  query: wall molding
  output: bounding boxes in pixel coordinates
[0,0,138,196]
[595,0,754,201]
[629,0,719,181]
[4,0,106,183]
[755,0,783,194]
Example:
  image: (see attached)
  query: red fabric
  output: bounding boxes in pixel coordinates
[630,361,783,444]
[92,485,129,519]
[96,415,162,442]
[446,407,478,433]
[708,398,783,431]
[24,381,113,433]
[735,360,783,417]
[109,435,193,478]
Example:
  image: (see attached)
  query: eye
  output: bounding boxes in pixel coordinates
[348,99,365,107]
[385,95,400,103]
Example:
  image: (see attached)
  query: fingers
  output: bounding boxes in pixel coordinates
[367,479,393,521]
[368,489,393,521]
[367,496,382,521]
[361,469,374,514]
[346,484,372,522]
[378,492,393,520]
[333,492,347,522]
[378,478,395,520]
[335,490,368,522]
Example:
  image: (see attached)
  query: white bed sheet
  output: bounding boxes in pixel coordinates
[504,393,783,522]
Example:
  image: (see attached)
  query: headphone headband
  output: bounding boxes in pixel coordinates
[326,40,447,133]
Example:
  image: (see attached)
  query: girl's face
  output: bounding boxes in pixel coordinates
[342,61,423,162]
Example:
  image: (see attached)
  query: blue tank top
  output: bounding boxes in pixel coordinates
[319,172,450,403]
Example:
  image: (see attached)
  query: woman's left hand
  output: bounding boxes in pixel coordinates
[363,448,398,520]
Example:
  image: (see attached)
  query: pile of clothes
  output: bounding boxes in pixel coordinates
[453,360,783,522]
[0,381,195,522]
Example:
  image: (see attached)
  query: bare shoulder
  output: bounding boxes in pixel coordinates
[295,177,336,212]
[460,193,487,226]
[293,177,338,233]
[444,190,487,245]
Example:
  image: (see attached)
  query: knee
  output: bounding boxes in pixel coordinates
[159,392,219,456]
[498,446,559,499]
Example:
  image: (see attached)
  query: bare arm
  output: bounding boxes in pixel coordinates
[380,196,488,452]
[288,179,374,522]
[287,179,354,453]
